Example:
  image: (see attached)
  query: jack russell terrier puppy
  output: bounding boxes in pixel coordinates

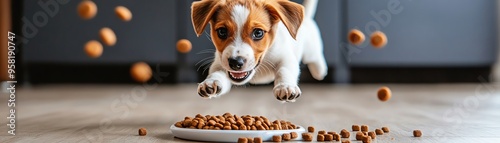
[191,0,327,102]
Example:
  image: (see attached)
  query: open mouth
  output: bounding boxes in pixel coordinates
[226,59,261,83]
[228,70,253,82]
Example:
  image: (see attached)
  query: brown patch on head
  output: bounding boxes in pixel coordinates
[265,0,304,39]
[242,5,275,64]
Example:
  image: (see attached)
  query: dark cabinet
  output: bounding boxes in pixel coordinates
[22,0,179,83]
[346,0,497,67]
[344,0,498,82]
[24,0,178,64]
[19,0,498,84]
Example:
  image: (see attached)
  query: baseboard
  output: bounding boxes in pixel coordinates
[25,63,178,84]
[351,67,492,83]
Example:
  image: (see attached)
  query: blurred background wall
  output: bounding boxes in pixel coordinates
[3,0,500,85]
[495,1,500,82]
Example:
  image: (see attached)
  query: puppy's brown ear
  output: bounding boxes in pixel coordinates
[265,0,304,39]
[191,0,219,37]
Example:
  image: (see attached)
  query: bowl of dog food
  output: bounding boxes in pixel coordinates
[170,113,305,142]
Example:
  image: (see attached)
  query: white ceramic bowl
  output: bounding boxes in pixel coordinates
[170,124,306,142]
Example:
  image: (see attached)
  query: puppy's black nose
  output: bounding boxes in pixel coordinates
[228,57,245,70]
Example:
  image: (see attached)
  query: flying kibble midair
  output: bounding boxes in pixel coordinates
[370,31,388,48]
[348,29,365,45]
[77,1,97,20]
[130,62,152,83]
[177,39,192,53]
[115,6,132,22]
[84,40,103,58]
[377,86,392,102]
[99,27,117,46]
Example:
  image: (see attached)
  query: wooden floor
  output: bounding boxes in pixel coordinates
[1,84,500,142]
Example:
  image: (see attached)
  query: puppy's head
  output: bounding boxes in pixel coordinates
[192,0,304,85]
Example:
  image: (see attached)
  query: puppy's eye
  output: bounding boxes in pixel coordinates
[252,29,265,40]
[216,28,228,39]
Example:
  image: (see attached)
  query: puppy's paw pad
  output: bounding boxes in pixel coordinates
[197,79,222,99]
[273,83,301,102]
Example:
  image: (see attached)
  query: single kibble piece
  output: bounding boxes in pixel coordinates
[290,132,298,139]
[342,140,351,143]
[302,133,313,141]
[377,86,392,102]
[368,131,376,139]
[176,39,192,53]
[362,136,372,143]
[115,6,132,21]
[282,133,291,141]
[327,131,337,135]
[352,125,360,131]
[348,29,365,45]
[356,131,365,140]
[130,62,152,83]
[138,128,147,136]
[272,135,282,142]
[318,130,326,134]
[361,125,369,132]
[375,129,384,135]
[324,134,333,141]
[370,31,388,48]
[254,137,263,143]
[77,1,97,20]
[334,134,341,141]
[237,137,247,143]
[413,130,422,137]
[382,127,390,133]
[317,134,324,141]
[340,129,350,138]
[99,27,117,46]
[307,126,315,133]
[174,121,183,128]
[84,40,103,58]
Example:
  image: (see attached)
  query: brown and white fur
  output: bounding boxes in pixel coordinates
[192,0,326,102]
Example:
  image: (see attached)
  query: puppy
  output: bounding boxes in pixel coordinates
[191,0,327,102]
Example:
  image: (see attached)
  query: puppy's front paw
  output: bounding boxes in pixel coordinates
[273,83,301,102]
[197,79,222,99]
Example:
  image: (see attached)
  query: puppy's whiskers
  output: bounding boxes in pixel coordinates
[204,30,212,42]
[195,56,214,67]
[195,56,214,73]
[202,64,211,75]
[197,59,213,73]
[196,49,216,55]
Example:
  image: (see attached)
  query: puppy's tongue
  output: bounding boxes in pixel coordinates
[230,71,247,79]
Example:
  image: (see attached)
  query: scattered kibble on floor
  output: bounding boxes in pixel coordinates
[138,128,147,136]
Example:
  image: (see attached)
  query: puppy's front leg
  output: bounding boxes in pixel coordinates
[198,63,232,99]
[273,61,301,102]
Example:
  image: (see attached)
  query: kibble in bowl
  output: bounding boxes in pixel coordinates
[171,113,306,142]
